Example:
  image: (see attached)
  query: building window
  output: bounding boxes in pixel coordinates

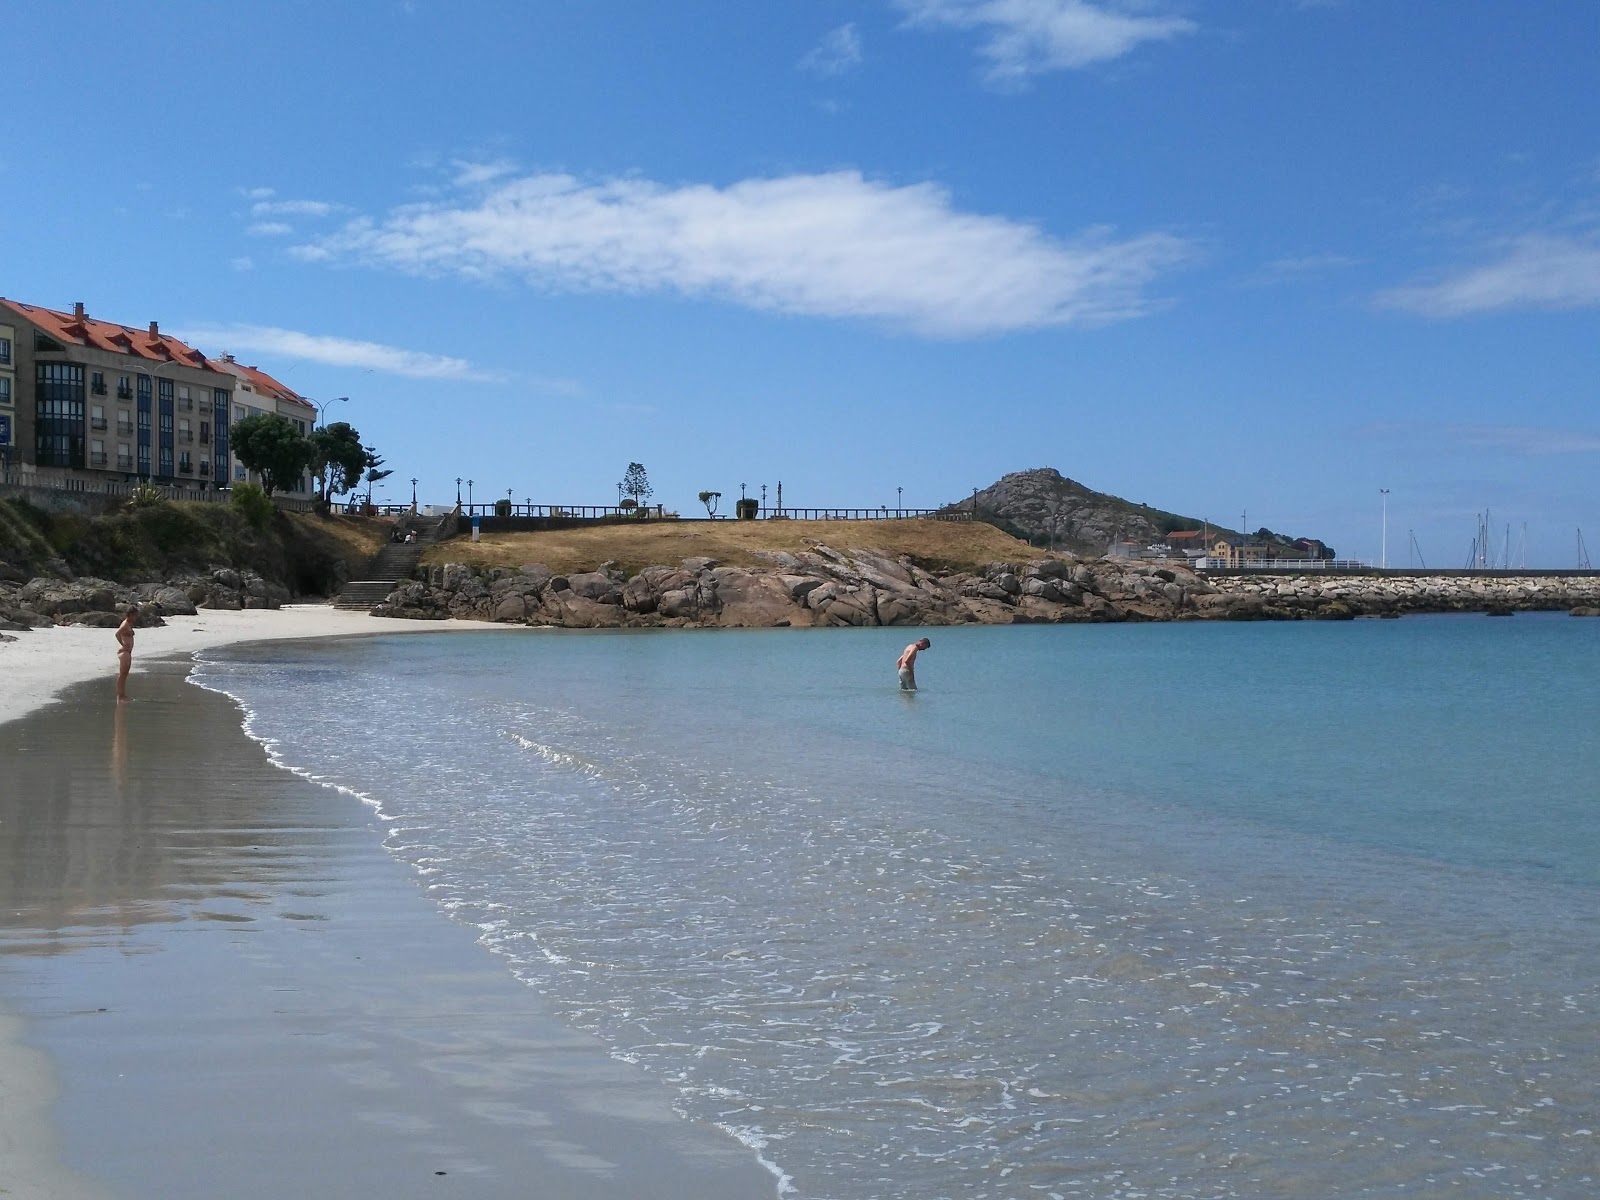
[91,439,108,467]
[117,411,134,436]
[0,336,11,364]
[116,375,133,400]
[0,377,10,406]
[117,444,133,470]
[91,371,107,396]
[34,362,85,467]
[91,404,108,431]
[235,405,246,423]
[179,451,193,474]
[199,420,210,443]
[235,464,249,481]
[178,420,192,443]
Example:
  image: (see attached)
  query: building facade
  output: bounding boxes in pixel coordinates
[0,316,15,470]
[0,299,235,490]
[211,355,317,497]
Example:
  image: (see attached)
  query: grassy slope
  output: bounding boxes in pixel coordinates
[418,518,1052,577]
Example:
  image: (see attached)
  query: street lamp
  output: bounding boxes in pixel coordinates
[897,485,903,514]
[1380,488,1390,569]
[467,479,474,510]
[455,477,462,506]
[313,395,348,427]
[411,477,418,510]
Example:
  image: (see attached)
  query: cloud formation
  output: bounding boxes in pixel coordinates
[800,23,864,75]
[174,323,498,382]
[1365,421,1600,456]
[1378,233,1600,317]
[294,170,1192,336]
[896,0,1196,84]
[252,198,337,218]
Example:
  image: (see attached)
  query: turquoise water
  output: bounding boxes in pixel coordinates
[194,615,1600,1198]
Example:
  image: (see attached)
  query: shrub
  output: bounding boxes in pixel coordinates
[126,483,165,510]
[231,482,275,530]
[494,498,512,517]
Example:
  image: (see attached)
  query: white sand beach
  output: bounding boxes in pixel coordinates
[0,605,506,731]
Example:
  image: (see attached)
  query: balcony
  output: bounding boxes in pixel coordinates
[91,382,108,396]
[199,461,211,477]
[90,417,108,431]
[117,424,135,437]
[179,399,195,412]
[116,387,133,400]
[90,451,109,466]
[178,430,194,443]
[117,457,134,471]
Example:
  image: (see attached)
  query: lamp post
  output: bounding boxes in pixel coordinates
[1380,488,1390,569]
[455,477,462,506]
[313,395,348,428]
[411,477,418,511]
[897,485,903,515]
[467,479,474,511]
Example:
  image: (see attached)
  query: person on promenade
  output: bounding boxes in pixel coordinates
[115,606,138,702]
[897,637,931,691]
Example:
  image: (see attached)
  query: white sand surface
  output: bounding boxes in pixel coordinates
[0,605,507,730]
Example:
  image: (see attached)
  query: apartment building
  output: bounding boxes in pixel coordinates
[211,355,317,497]
[0,298,234,489]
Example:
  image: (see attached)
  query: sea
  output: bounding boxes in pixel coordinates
[190,614,1600,1200]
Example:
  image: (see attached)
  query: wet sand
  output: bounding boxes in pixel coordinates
[0,661,777,1199]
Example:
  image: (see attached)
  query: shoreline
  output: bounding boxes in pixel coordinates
[0,603,512,731]
[0,640,777,1198]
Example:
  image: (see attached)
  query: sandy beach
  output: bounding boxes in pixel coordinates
[0,610,777,1199]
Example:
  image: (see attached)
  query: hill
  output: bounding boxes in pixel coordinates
[943,467,1222,555]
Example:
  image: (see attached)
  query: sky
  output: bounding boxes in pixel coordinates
[5,0,1598,566]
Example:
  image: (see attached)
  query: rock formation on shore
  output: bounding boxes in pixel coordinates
[0,568,291,632]
[369,545,1600,629]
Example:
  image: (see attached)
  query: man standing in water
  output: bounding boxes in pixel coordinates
[115,606,138,702]
[897,637,931,691]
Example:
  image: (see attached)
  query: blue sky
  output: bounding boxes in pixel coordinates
[7,1,1598,564]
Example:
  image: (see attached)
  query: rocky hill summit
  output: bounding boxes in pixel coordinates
[945,467,1214,555]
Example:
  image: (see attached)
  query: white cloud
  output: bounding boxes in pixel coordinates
[230,256,255,272]
[174,323,500,382]
[246,221,294,237]
[295,170,1193,337]
[1377,232,1600,317]
[896,0,1196,84]
[240,186,275,200]
[1364,421,1600,456]
[253,198,337,218]
[800,23,864,75]
[452,159,520,187]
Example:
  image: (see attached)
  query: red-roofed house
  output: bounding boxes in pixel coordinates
[0,298,235,488]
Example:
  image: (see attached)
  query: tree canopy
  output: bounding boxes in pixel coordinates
[622,462,653,507]
[230,414,312,496]
[308,421,369,503]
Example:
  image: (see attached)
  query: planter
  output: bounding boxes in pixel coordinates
[736,498,759,520]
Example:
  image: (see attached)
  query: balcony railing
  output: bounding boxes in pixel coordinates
[117,425,135,437]
[198,461,211,476]
[116,387,133,400]
[90,417,108,430]
[179,399,194,412]
[178,431,194,443]
[91,383,108,396]
[90,452,109,466]
[116,457,134,471]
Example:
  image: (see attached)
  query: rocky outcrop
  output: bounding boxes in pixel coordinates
[372,545,1220,628]
[947,467,1209,556]
[0,567,290,631]
[369,549,1600,631]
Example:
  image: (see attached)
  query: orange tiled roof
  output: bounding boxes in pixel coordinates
[0,298,225,373]
[213,358,314,412]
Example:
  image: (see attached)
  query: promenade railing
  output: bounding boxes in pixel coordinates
[458,503,970,521]
[0,465,314,511]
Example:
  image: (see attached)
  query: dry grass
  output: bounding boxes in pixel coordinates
[418,518,1047,576]
[284,512,389,558]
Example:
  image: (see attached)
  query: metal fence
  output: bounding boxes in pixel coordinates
[458,503,969,522]
[0,465,315,512]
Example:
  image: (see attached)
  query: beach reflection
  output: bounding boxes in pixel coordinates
[0,667,340,956]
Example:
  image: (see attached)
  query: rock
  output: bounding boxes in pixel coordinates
[566,571,622,604]
[1572,607,1600,617]
[682,557,719,573]
[492,594,529,623]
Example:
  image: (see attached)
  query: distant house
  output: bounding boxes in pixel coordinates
[1162,529,1209,559]
[1292,537,1333,560]
[1210,537,1277,567]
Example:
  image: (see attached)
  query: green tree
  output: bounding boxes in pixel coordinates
[231,413,312,496]
[362,450,394,506]
[697,490,721,518]
[622,462,653,512]
[308,422,370,506]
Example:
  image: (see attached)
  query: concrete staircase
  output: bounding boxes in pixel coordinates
[333,514,451,610]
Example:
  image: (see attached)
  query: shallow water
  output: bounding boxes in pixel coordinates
[194,615,1600,1198]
